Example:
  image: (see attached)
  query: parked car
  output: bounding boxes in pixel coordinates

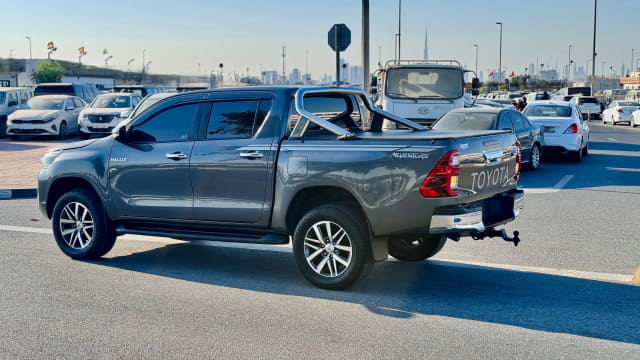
[601,101,640,125]
[113,85,162,98]
[570,96,601,119]
[6,95,85,140]
[34,83,99,103]
[78,93,142,138]
[431,108,543,170]
[0,87,33,138]
[523,101,589,162]
[37,86,524,290]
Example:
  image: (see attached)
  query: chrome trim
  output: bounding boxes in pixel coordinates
[429,211,485,233]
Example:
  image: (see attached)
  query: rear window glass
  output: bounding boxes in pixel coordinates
[618,102,640,107]
[432,112,497,131]
[34,85,74,96]
[578,98,598,104]
[524,105,571,118]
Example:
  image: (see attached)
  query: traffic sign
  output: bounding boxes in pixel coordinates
[328,24,351,52]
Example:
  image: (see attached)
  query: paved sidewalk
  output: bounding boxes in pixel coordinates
[0,138,68,189]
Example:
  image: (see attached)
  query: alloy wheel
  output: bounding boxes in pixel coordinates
[303,221,352,278]
[59,202,94,249]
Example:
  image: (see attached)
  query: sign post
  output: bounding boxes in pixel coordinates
[328,24,351,87]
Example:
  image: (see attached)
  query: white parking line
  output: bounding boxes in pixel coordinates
[0,224,634,283]
[523,174,574,194]
[607,137,618,142]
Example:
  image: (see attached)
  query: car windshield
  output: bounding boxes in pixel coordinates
[432,112,497,131]
[618,102,640,107]
[91,95,131,108]
[0,92,5,104]
[385,67,464,99]
[116,88,143,96]
[26,97,65,110]
[524,105,572,118]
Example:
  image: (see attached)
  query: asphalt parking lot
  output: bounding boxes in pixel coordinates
[1,121,639,358]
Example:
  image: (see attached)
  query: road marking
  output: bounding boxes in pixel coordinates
[0,224,634,284]
[523,174,574,194]
[607,137,618,142]
[606,167,640,173]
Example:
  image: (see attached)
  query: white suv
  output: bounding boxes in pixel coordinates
[0,87,33,138]
[570,96,601,119]
[78,93,141,138]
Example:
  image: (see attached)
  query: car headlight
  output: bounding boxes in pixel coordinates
[80,112,88,119]
[41,148,63,168]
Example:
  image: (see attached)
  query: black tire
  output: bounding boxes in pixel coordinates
[292,204,372,290]
[388,235,446,262]
[526,143,541,171]
[0,119,6,138]
[570,147,582,162]
[9,135,21,141]
[51,188,116,260]
[57,121,68,140]
[582,142,589,156]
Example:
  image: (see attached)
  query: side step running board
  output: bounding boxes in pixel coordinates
[115,225,289,245]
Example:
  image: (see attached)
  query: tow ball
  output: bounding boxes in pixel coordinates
[472,228,520,246]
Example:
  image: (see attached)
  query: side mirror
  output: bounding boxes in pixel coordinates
[472,77,480,89]
[66,106,75,111]
[369,87,378,95]
[370,76,378,87]
[113,125,129,143]
[471,89,480,96]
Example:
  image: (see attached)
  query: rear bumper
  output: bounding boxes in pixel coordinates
[429,189,524,235]
[542,134,583,152]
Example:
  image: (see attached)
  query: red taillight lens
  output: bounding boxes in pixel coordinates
[420,150,460,197]
[514,141,522,181]
[375,104,382,109]
[563,123,578,134]
[617,108,623,113]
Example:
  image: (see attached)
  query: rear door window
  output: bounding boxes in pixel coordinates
[509,111,527,130]
[497,112,513,130]
[206,100,259,139]
[7,92,19,107]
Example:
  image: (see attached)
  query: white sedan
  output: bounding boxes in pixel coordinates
[601,101,640,125]
[523,101,589,162]
[6,95,85,140]
[630,109,640,127]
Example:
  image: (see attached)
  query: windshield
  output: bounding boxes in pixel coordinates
[432,112,497,131]
[91,95,131,108]
[385,67,464,99]
[618,102,640,107]
[26,97,65,110]
[524,105,572,118]
[116,88,143,96]
[0,92,5,104]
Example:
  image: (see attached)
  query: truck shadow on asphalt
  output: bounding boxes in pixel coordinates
[94,243,640,345]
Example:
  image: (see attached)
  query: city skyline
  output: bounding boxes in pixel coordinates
[2,0,639,81]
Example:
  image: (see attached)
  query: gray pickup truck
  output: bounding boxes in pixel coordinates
[38,86,524,289]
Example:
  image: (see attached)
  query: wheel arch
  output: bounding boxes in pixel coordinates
[45,176,102,219]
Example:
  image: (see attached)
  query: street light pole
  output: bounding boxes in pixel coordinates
[127,58,135,72]
[631,48,634,75]
[362,0,370,94]
[25,36,32,59]
[474,44,479,75]
[591,0,597,79]
[496,21,503,84]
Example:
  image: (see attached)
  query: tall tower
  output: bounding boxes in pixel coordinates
[423,27,429,60]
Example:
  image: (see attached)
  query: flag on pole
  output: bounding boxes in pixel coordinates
[102,48,108,55]
[47,41,55,50]
[78,46,86,55]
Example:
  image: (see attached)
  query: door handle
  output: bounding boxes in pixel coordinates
[166,152,188,160]
[239,151,264,159]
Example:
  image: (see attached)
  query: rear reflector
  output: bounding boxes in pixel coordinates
[514,141,522,181]
[420,150,460,197]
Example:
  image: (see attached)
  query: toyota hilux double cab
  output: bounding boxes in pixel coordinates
[38,86,524,289]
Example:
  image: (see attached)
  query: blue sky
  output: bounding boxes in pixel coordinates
[2,0,639,79]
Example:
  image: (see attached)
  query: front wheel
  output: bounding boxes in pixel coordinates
[52,188,116,260]
[388,235,446,262]
[293,204,372,290]
[57,121,68,140]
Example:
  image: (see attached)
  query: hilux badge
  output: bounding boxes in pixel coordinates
[417,107,429,115]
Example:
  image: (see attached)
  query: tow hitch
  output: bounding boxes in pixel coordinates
[472,228,520,246]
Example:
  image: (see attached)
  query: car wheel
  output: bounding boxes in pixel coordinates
[57,121,68,140]
[582,142,589,156]
[526,143,541,170]
[611,115,615,126]
[81,133,91,140]
[388,235,446,262]
[570,146,583,162]
[633,116,639,127]
[51,188,116,260]
[292,203,372,290]
[9,135,21,141]
[0,121,6,138]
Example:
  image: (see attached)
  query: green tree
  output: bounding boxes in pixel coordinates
[30,61,66,83]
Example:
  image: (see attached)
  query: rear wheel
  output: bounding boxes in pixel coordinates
[570,146,583,162]
[388,235,446,262]
[526,143,541,170]
[292,203,372,290]
[582,142,589,156]
[0,120,6,138]
[51,188,116,260]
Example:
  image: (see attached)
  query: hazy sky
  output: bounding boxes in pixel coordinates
[2,0,639,79]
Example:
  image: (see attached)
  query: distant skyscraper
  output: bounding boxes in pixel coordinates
[423,27,429,60]
[529,63,536,77]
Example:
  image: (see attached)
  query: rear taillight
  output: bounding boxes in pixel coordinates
[514,141,522,181]
[617,108,623,113]
[563,123,578,134]
[420,150,460,197]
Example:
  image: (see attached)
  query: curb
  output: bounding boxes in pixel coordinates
[0,188,37,200]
